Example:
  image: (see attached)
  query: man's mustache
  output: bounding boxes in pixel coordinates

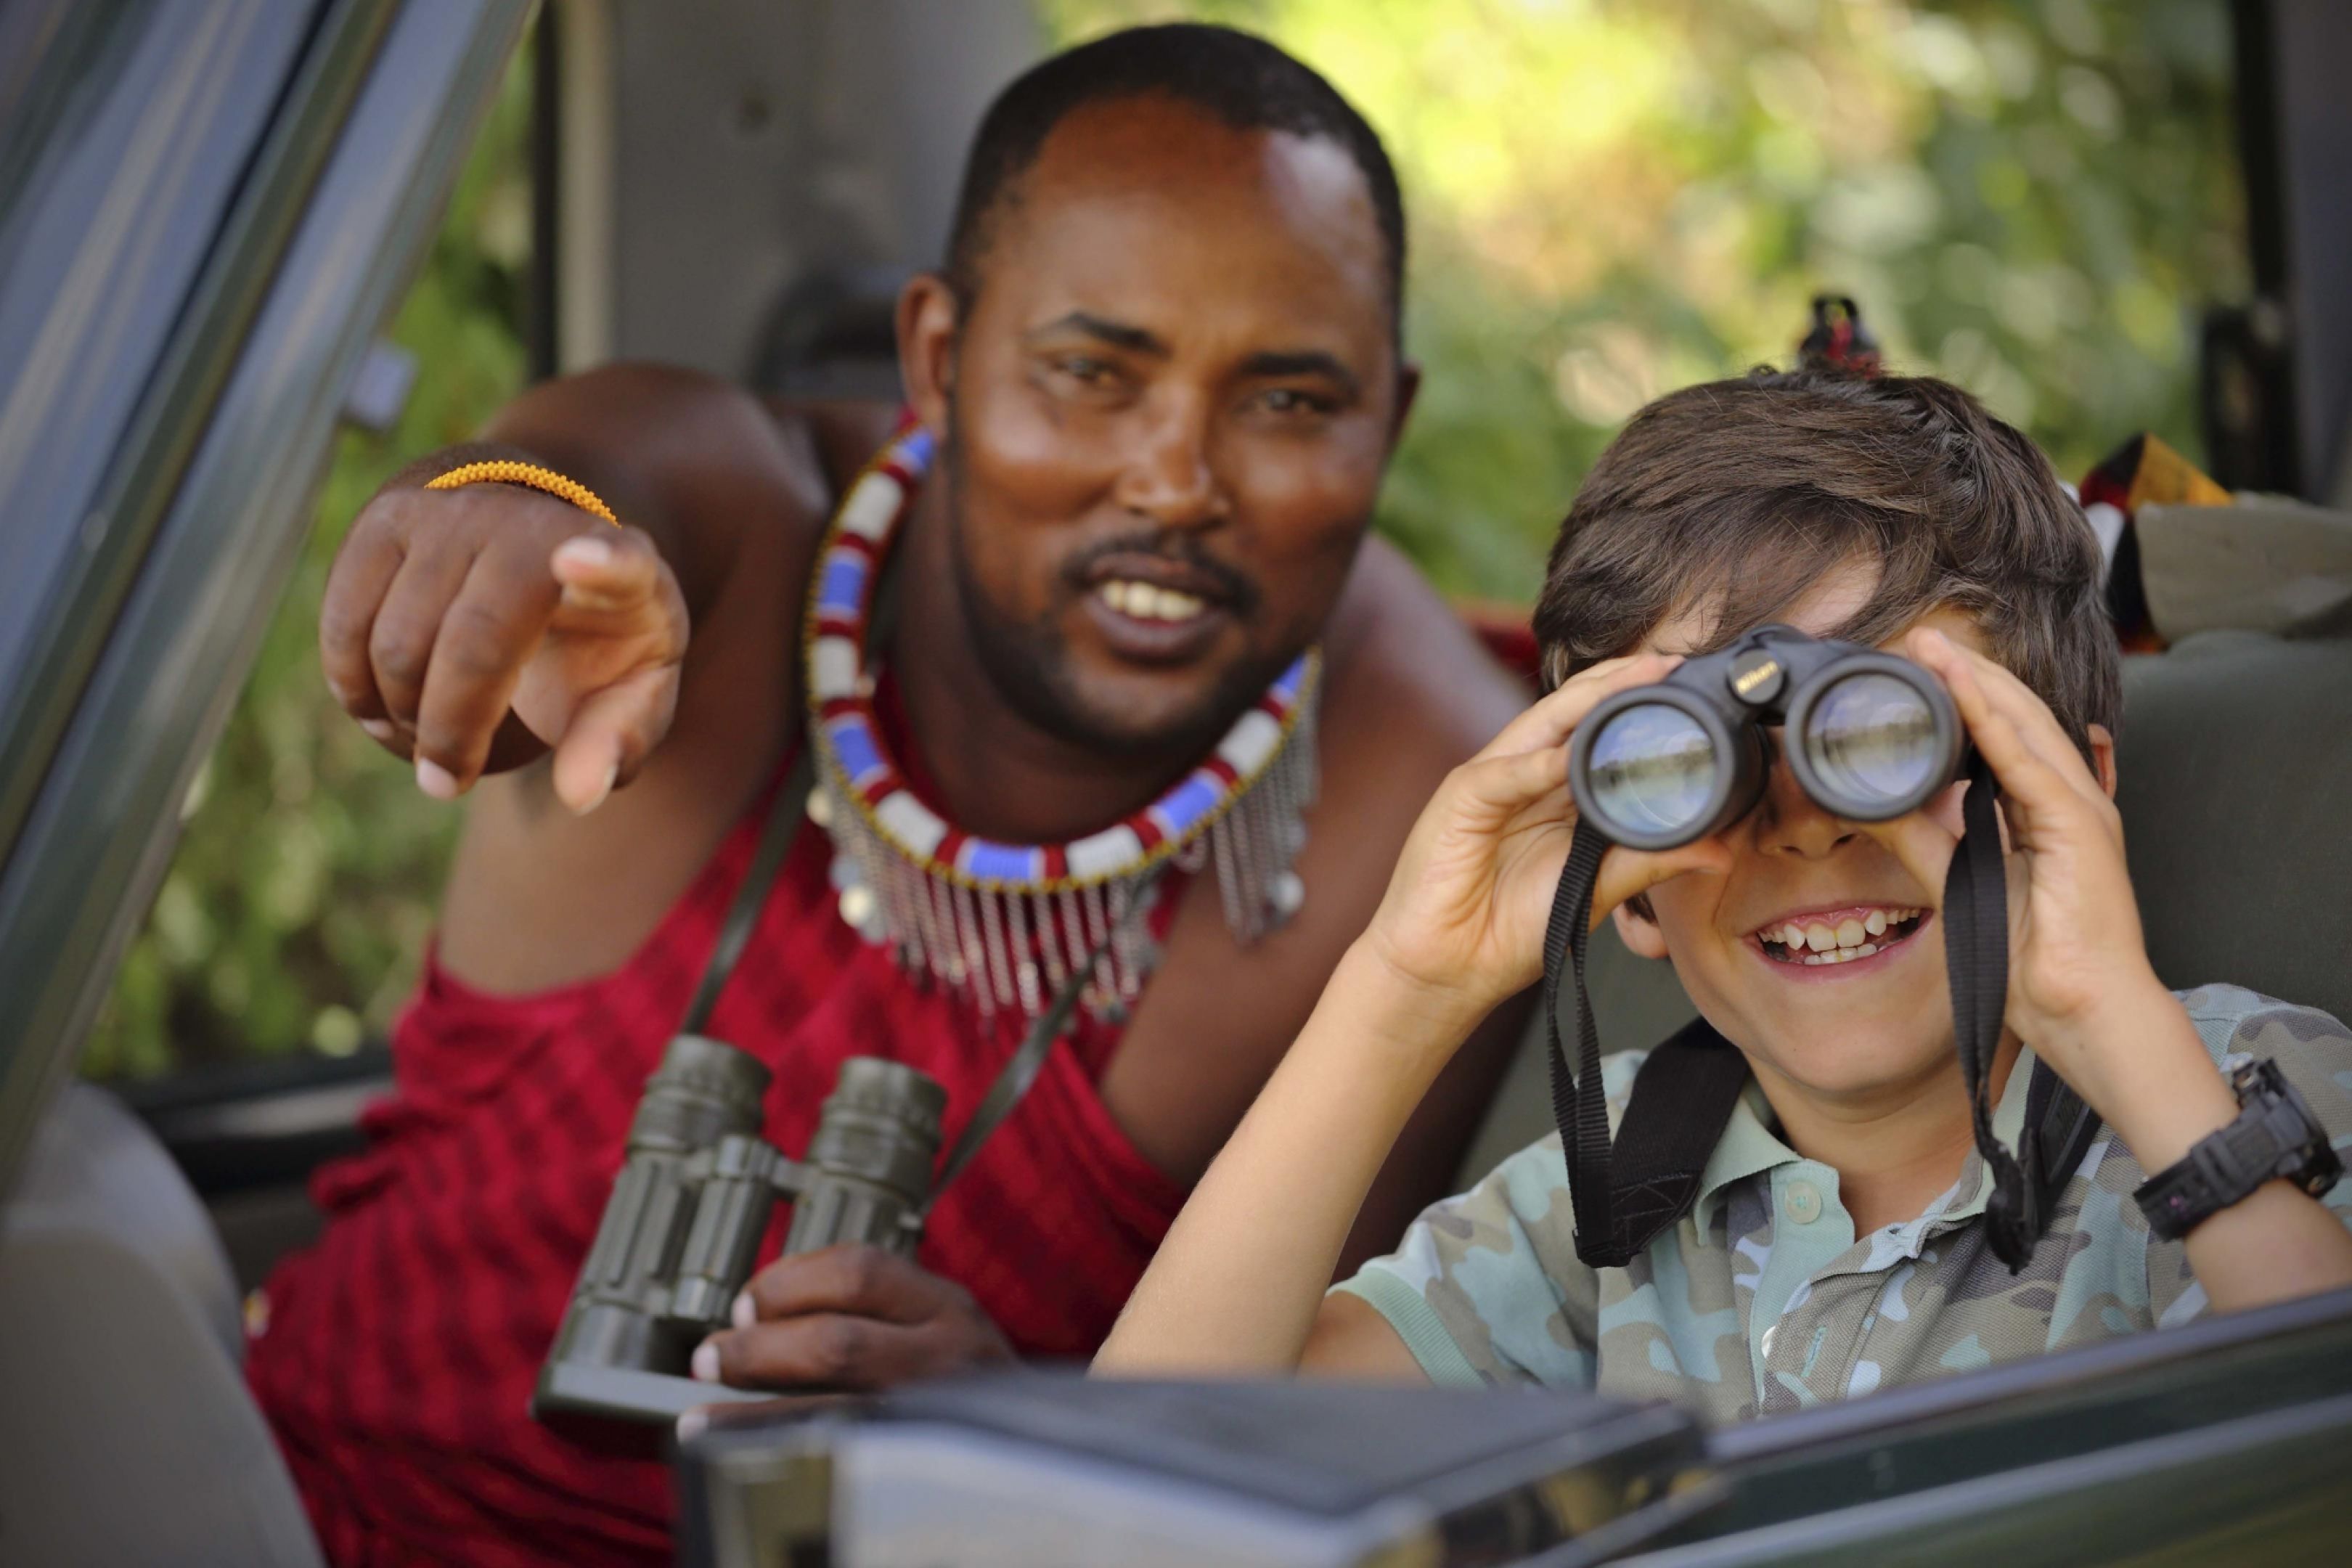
[1061,532,1262,618]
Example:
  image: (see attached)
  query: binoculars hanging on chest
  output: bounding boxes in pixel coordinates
[534,1034,949,1426]
[1567,625,1965,849]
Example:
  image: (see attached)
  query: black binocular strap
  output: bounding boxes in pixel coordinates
[1542,755,2099,1273]
[1944,754,2023,1260]
[1541,822,1750,1268]
[1945,756,2101,1270]
[677,736,1154,1213]
[679,746,819,1037]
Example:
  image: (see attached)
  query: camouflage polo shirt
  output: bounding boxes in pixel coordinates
[1334,985,2352,1422]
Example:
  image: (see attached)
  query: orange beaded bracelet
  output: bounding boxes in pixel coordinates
[423,460,619,525]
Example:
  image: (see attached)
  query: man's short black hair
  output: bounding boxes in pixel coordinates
[944,24,1405,330]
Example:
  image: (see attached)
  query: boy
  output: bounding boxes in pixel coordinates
[1095,370,2352,1417]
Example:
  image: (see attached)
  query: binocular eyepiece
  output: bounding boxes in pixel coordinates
[1567,626,1964,851]
[534,1036,948,1426]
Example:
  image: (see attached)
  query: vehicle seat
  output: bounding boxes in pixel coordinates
[0,1083,324,1568]
[1452,628,2352,1190]
[2113,629,2352,1024]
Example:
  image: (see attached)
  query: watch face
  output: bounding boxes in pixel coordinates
[2229,1057,2284,1100]
[2248,1060,2343,1197]
[2298,1133,2344,1197]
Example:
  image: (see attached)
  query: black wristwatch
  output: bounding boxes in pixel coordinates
[2134,1058,2343,1241]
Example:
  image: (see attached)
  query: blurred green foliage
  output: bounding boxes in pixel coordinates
[1050,0,2245,599]
[87,0,2243,1078]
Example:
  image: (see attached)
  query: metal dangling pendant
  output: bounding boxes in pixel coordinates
[799,422,1323,1026]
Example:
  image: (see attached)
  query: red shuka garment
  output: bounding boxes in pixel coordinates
[245,729,1190,1567]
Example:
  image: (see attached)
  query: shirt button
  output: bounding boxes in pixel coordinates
[1786,1181,1824,1225]
[1760,1323,1779,1360]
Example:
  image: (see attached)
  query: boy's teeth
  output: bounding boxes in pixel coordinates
[1101,580,1206,621]
[1766,907,1924,961]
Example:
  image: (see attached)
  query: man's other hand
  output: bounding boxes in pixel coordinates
[690,1244,1015,1395]
[318,473,690,814]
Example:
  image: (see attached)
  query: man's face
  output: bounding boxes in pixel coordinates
[1617,566,2000,1108]
[914,96,1407,756]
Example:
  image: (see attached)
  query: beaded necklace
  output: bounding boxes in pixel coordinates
[804,423,1319,1024]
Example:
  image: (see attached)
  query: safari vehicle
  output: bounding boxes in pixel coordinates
[1,1,2348,1564]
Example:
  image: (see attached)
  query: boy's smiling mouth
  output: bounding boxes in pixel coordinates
[1750,904,1930,968]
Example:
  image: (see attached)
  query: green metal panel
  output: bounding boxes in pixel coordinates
[1612,1395,2352,1568]
[1617,1287,2352,1566]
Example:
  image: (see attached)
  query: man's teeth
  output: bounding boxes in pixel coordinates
[1767,908,1924,965]
[1101,580,1207,621]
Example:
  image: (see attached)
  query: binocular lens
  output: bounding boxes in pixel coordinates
[1585,704,1719,838]
[1801,672,1943,812]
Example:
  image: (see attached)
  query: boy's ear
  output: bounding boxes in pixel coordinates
[2087,722,2118,801]
[1611,897,1671,960]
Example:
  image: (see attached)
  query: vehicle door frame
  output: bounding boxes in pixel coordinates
[0,0,535,1206]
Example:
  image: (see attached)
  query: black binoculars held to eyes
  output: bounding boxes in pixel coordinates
[1567,626,1966,850]
[1548,626,2086,1277]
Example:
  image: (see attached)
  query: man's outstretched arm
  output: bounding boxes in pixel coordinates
[318,362,891,991]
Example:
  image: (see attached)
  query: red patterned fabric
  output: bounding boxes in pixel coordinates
[246,710,1190,1565]
[1459,605,1540,690]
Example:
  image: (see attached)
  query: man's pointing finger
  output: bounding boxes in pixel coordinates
[411,544,563,796]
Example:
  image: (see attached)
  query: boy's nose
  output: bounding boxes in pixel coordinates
[1754,743,1860,859]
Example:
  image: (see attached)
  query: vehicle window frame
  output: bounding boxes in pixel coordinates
[1616,1284,2352,1563]
[0,0,534,1204]
[0,0,367,873]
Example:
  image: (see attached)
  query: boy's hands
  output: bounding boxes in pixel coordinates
[318,478,690,814]
[1358,652,1731,1034]
[1871,629,2194,1122]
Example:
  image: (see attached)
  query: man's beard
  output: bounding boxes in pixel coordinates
[941,412,1283,762]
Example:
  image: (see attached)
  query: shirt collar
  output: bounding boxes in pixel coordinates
[1690,1078,1794,1238]
[1686,1045,2043,1239]
[1938,1044,2041,1223]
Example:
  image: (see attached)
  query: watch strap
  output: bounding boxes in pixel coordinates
[2134,1060,2340,1241]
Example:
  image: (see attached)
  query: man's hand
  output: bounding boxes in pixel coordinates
[689,1245,1013,1395]
[1357,651,1731,1034]
[318,473,690,814]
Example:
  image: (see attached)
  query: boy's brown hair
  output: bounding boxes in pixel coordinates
[1533,369,2121,759]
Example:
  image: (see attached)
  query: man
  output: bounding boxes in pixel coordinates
[246,25,1527,1567]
